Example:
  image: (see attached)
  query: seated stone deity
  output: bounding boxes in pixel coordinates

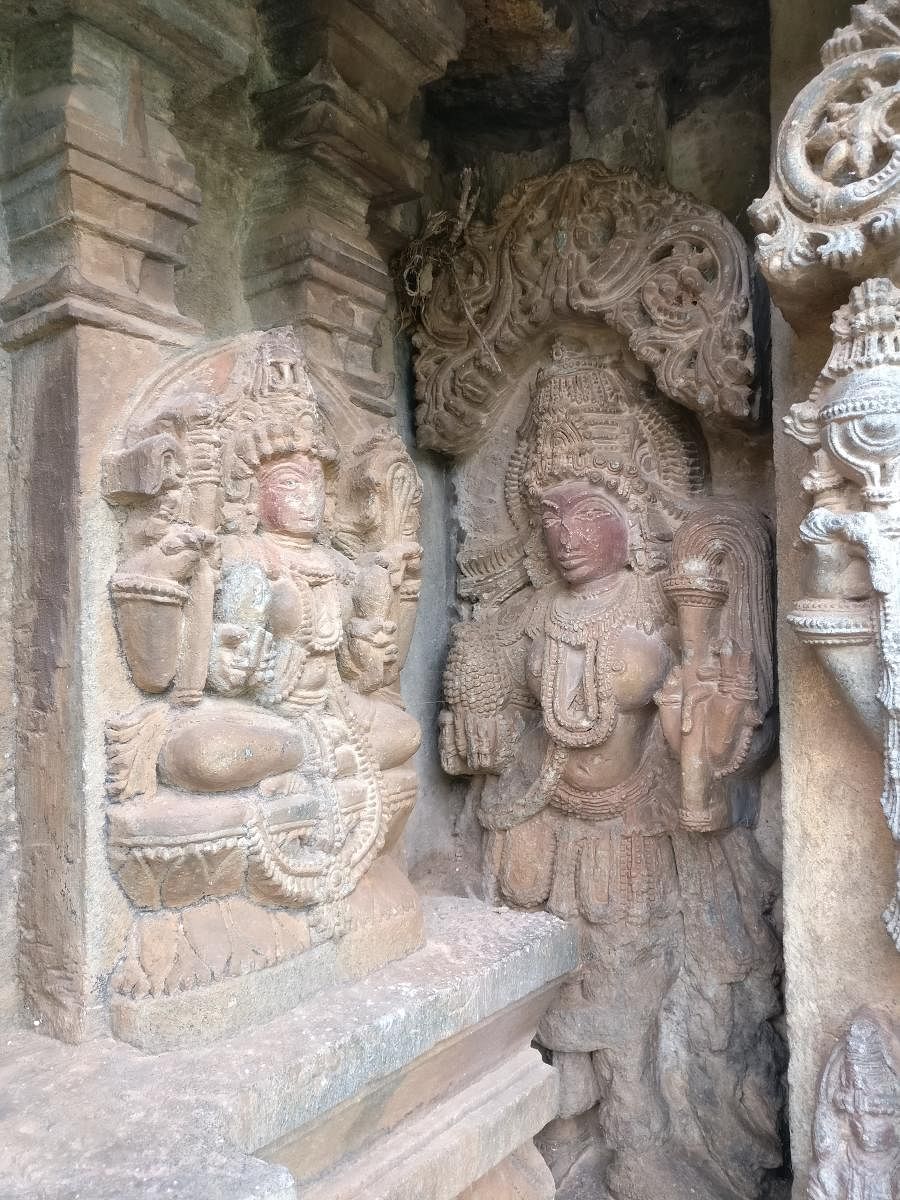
[101,330,423,1016]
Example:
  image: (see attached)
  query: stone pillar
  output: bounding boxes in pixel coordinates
[0,8,582,1196]
[0,2,252,1040]
[248,0,465,415]
[751,2,900,1191]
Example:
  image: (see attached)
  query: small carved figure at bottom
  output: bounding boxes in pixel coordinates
[808,1008,900,1200]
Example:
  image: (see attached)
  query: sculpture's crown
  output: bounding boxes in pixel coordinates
[821,277,900,383]
[252,327,316,402]
[525,339,645,492]
[227,328,338,480]
[836,1016,900,1117]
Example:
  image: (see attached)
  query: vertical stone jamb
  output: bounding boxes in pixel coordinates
[0,4,251,1040]
[248,0,465,418]
[751,2,900,1187]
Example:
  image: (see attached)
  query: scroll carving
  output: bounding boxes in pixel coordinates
[101,329,423,1023]
[407,165,783,1200]
[786,278,900,949]
[750,2,900,317]
[808,1008,900,1200]
[400,160,756,453]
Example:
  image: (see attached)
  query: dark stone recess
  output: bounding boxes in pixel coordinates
[424,0,770,186]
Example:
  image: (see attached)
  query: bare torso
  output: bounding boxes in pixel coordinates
[525,583,671,792]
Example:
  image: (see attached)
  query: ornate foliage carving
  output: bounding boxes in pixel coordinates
[401,161,756,453]
[786,278,900,949]
[101,329,423,1006]
[808,1008,900,1200]
[751,3,900,315]
[407,167,781,1199]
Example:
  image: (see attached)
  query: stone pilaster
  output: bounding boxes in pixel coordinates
[247,0,465,418]
[751,2,900,1187]
[0,3,252,1040]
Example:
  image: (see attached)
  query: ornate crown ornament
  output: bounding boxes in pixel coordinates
[517,340,709,518]
[522,340,643,493]
[229,334,338,472]
[251,326,317,400]
[786,279,900,506]
[498,339,712,584]
[836,1014,900,1117]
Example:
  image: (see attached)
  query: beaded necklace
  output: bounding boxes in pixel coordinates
[540,573,638,748]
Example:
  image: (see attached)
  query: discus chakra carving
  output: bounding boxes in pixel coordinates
[750,1,900,314]
[101,329,423,1005]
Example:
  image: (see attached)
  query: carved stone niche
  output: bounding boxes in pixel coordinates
[786,277,900,951]
[807,1007,900,1200]
[404,162,784,1200]
[750,1,900,325]
[101,327,424,1049]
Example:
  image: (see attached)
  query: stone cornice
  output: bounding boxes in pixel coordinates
[0,0,254,97]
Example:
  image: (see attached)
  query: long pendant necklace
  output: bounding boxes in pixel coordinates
[540,574,635,748]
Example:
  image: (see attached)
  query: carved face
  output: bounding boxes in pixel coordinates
[849,1112,899,1156]
[540,482,629,585]
[258,455,326,537]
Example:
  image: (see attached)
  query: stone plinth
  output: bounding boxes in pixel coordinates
[0,898,576,1200]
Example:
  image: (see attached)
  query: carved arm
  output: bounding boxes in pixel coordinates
[440,616,525,776]
[662,501,775,833]
[111,525,216,694]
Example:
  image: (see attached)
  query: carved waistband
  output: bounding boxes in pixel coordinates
[550,747,661,820]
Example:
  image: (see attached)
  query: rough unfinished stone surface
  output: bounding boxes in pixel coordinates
[0,898,576,1200]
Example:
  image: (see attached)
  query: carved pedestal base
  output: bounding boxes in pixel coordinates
[112,856,423,1052]
[460,1143,556,1200]
[0,900,577,1200]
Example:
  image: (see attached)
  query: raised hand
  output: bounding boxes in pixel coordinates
[123,524,217,585]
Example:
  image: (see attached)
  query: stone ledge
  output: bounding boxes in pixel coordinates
[0,898,576,1200]
[296,1048,559,1200]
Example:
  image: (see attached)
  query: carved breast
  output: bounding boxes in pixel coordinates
[527,626,668,716]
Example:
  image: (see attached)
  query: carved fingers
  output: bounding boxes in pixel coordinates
[374,540,423,588]
[712,639,750,690]
[128,524,218,584]
[439,707,512,775]
[438,710,469,776]
[656,664,685,755]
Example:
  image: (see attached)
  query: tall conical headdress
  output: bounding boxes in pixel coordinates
[836,1013,900,1118]
[509,339,709,536]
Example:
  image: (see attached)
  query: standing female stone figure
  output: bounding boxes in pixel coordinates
[440,341,782,1200]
